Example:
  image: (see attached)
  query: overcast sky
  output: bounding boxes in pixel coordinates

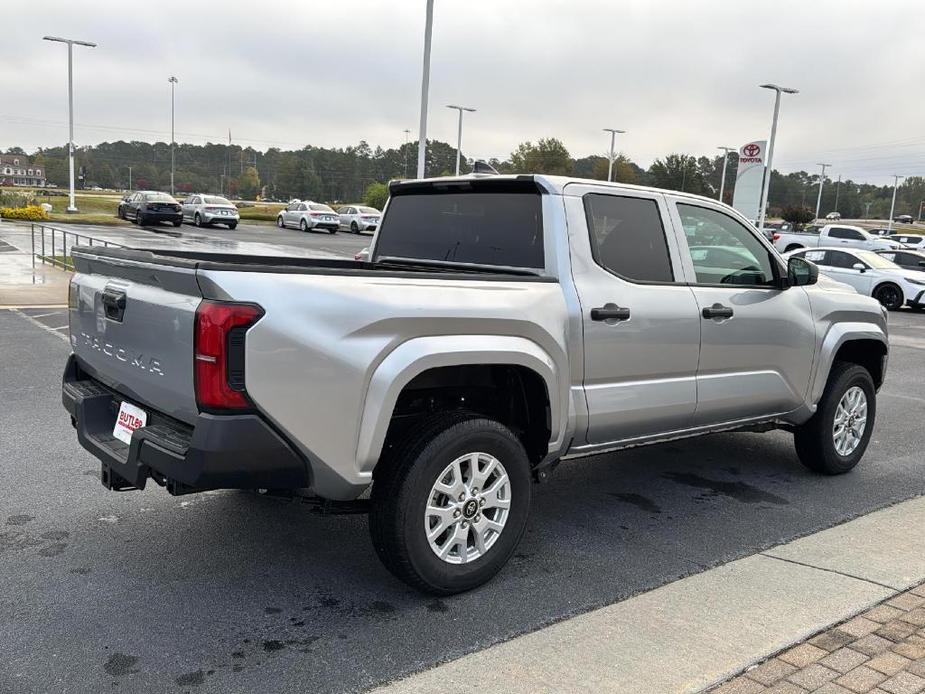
[3,0,923,184]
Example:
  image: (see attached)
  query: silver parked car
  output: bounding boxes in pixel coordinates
[180,194,239,229]
[337,205,381,234]
[276,200,339,233]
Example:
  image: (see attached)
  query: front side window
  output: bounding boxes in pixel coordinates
[826,251,861,269]
[677,204,776,286]
[583,194,673,282]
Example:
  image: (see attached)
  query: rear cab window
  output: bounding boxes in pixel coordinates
[375,180,545,269]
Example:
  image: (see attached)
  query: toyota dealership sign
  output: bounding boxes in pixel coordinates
[732,140,766,220]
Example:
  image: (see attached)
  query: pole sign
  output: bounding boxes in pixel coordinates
[731,140,766,221]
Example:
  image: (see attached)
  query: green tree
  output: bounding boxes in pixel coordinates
[364,182,389,210]
[649,154,705,194]
[781,206,815,226]
[237,166,261,200]
[509,138,574,175]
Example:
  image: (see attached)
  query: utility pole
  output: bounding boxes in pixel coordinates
[43,36,96,213]
[717,145,736,203]
[887,175,904,231]
[814,163,831,220]
[833,174,841,213]
[603,128,626,182]
[126,165,132,190]
[757,84,798,233]
[416,0,435,179]
[403,129,411,178]
[447,105,476,176]
[864,201,872,219]
[168,76,178,195]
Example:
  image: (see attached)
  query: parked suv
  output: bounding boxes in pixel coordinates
[180,194,239,229]
[64,174,888,594]
[118,191,182,226]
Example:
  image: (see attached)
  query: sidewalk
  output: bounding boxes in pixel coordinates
[373,496,925,694]
[0,222,70,307]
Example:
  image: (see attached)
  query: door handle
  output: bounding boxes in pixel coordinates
[101,288,127,322]
[591,304,631,322]
[702,303,734,319]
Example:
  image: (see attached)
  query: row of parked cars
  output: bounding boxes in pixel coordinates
[117,191,383,234]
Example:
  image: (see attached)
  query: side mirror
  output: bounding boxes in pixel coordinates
[788,256,819,287]
[852,263,866,272]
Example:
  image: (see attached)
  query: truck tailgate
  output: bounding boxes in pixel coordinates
[68,248,201,424]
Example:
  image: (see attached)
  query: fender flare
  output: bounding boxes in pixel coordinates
[810,321,888,405]
[355,334,564,474]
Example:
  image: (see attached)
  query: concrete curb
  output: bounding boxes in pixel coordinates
[372,496,925,694]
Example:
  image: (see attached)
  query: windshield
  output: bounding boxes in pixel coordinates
[144,193,176,203]
[375,189,544,269]
[855,251,899,269]
[309,203,334,212]
[203,196,231,205]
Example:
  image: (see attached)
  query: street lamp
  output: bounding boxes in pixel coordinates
[168,76,178,195]
[814,163,831,220]
[602,128,626,182]
[888,175,905,231]
[403,128,411,178]
[717,145,736,203]
[42,36,96,213]
[416,0,435,179]
[757,83,798,232]
[447,105,476,176]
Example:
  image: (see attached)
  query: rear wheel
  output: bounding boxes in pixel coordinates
[874,283,903,311]
[300,218,308,232]
[369,415,532,595]
[794,362,875,475]
[194,213,203,227]
[351,221,359,234]
[136,212,146,226]
[228,222,237,230]
[329,227,337,234]
[172,220,181,227]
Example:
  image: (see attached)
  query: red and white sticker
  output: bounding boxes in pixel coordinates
[113,401,147,444]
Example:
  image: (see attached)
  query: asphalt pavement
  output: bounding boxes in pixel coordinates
[2,306,925,693]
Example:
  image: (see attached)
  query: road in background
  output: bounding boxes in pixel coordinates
[2,308,924,693]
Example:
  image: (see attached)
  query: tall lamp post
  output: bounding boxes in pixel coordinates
[168,76,178,195]
[416,0,435,179]
[887,175,904,231]
[447,105,476,176]
[126,165,132,191]
[403,128,411,178]
[603,128,626,182]
[42,36,96,213]
[717,145,736,203]
[757,84,798,232]
[814,162,831,220]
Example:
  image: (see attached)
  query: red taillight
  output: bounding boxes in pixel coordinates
[772,233,780,241]
[194,300,263,411]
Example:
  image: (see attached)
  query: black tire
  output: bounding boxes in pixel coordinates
[228,222,237,230]
[874,283,904,311]
[172,220,181,227]
[277,216,285,229]
[351,221,359,234]
[136,212,146,226]
[194,213,203,227]
[300,218,308,232]
[369,414,532,595]
[329,228,337,234]
[794,362,876,475]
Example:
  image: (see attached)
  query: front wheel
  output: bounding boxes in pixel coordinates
[369,415,532,595]
[277,216,285,229]
[874,283,904,311]
[794,362,876,475]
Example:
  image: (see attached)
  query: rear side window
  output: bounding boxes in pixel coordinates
[376,191,544,268]
[829,227,864,240]
[583,194,673,282]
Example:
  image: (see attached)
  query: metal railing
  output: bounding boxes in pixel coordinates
[31,223,125,271]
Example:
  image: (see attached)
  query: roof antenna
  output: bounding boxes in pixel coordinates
[470,160,498,176]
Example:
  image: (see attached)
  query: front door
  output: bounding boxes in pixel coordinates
[668,199,816,425]
[815,250,876,294]
[565,186,701,447]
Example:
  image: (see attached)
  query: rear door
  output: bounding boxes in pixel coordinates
[667,198,815,425]
[565,185,701,445]
[68,250,202,424]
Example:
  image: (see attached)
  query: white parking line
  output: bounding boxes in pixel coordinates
[51,326,69,331]
[9,309,70,344]
[26,311,66,319]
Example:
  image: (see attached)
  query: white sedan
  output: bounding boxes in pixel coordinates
[276,200,339,233]
[786,246,925,311]
[337,205,381,234]
[180,194,240,229]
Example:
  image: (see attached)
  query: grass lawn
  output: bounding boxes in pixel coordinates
[237,203,285,223]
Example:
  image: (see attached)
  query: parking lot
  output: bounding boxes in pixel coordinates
[2,297,924,693]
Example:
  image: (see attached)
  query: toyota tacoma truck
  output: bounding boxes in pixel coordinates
[63,175,889,594]
[773,223,905,253]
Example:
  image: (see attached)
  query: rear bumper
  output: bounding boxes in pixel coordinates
[203,212,239,224]
[62,354,309,494]
[142,211,182,222]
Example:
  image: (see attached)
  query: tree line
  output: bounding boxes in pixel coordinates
[5,139,922,219]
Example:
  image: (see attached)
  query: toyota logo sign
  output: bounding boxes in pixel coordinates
[742,143,761,157]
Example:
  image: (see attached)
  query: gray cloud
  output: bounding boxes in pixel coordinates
[3,0,923,183]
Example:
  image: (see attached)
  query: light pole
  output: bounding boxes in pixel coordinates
[887,175,904,231]
[43,36,96,213]
[717,145,736,203]
[864,201,872,220]
[814,163,831,220]
[602,128,626,182]
[168,76,178,195]
[126,165,132,190]
[447,105,476,176]
[833,174,841,213]
[403,128,411,178]
[416,0,435,179]
[757,84,798,232]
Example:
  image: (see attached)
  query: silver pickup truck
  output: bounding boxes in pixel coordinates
[63,175,889,594]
